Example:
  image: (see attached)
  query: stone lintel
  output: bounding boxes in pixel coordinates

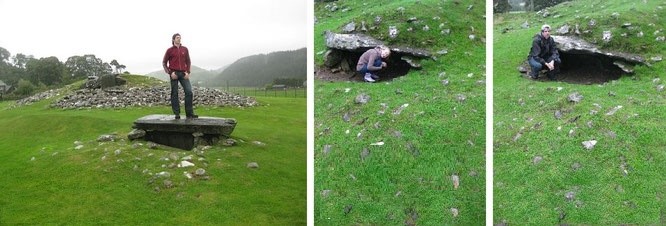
[132,114,236,150]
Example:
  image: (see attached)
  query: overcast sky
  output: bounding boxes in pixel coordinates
[0,0,306,74]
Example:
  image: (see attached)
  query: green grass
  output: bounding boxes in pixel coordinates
[315,0,486,224]
[0,92,306,224]
[494,0,666,224]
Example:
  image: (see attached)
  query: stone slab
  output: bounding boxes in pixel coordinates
[132,114,236,150]
[133,114,236,136]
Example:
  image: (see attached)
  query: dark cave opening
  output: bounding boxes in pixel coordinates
[327,48,417,81]
[556,51,630,84]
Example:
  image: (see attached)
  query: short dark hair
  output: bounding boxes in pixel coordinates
[171,33,180,45]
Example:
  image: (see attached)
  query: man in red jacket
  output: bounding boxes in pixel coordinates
[163,33,197,119]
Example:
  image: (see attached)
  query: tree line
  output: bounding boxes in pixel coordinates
[0,47,126,99]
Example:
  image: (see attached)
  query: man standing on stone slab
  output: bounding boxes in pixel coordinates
[528,24,561,80]
[163,33,198,119]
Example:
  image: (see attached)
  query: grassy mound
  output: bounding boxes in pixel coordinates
[315,0,485,224]
[0,89,305,224]
[494,0,666,224]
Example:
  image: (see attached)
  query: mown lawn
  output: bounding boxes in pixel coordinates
[494,0,666,224]
[0,95,306,225]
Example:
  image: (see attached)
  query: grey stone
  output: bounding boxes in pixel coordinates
[400,56,421,68]
[582,140,597,150]
[97,134,116,142]
[247,162,259,168]
[342,22,356,33]
[355,93,370,104]
[133,114,236,150]
[568,92,583,103]
[163,180,174,188]
[373,16,381,25]
[222,138,237,146]
[323,50,343,67]
[553,35,646,65]
[613,61,633,73]
[521,21,529,29]
[657,85,665,92]
[127,129,146,140]
[557,24,570,35]
[388,26,399,39]
[602,30,612,43]
[651,56,663,62]
[565,191,575,201]
[195,168,206,176]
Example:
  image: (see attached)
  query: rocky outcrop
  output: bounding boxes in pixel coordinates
[324,31,432,58]
[552,35,646,65]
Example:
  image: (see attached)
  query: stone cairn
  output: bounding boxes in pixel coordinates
[16,86,258,109]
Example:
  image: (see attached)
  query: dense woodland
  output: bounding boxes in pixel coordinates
[0,46,125,99]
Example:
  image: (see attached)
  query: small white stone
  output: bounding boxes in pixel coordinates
[178,161,195,168]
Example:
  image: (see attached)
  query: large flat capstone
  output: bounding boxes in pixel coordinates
[131,114,236,150]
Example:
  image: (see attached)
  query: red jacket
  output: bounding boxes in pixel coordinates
[162,45,191,74]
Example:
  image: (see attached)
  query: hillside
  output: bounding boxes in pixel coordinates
[145,65,224,85]
[314,0,486,225]
[494,0,666,225]
[147,48,306,88]
[211,48,307,87]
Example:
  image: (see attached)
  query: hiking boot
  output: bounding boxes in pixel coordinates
[186,114,199,119]
[364,73,376,83]
[174,115,181,119]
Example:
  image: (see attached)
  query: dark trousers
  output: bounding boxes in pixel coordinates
[528,57,560,80]
[170,71,194,116]
[357,58,384,76]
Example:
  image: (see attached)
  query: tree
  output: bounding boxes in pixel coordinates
[110,59,120,73]
[0,47,10,63]
[65,54,112,78]
[12,53,33,69]
[25,56,66,86]
[14,79,36,96]
[117,65,126,74]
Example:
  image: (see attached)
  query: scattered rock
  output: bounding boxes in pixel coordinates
[606,105,623,116]
[342,22,356,33]
[355,93,371,104]
[321,189,331,198]
[602,30,612,43]
[452,174,460,189]
[582,140,597,150]
[97,134,115,142]
[75,145,84,150]
[127,129,146,140]
[360,148,370,161]
[247,162,259,168]
[148,142,159,149]
[392,103,409,115]
[451,208,459,217]
[163,180,174,189]
[554,110,563,119]
[252,141,266,146]
[195,168,206,176]
[178,161,195,168]
[657,85,664,92]
[532,156,543,164]
[322,145,332,155]
[389,26,399,39]
[222,138,237,146]
[565,191,576,201]
[156,171,171,178]
[571,162,582,171]
[568,92,583,103]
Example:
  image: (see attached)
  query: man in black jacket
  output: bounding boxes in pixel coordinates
[528,24,560,80]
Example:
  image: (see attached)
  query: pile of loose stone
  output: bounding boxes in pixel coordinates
[17,86,259,109]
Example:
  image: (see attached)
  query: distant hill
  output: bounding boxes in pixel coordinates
[145,65,223,85]
[145,48,306,88]
[210,48,307,87]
